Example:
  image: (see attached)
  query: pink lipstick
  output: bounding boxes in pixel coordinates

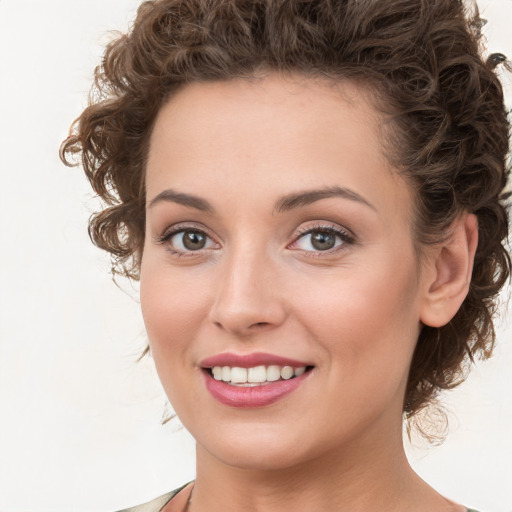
[200,352,313,408]
[200,352,312,369]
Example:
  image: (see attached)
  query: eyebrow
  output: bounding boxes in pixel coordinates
[148,189,214,212]
[147,185,376,214]
[274,186,376,213]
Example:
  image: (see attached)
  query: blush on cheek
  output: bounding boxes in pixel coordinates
[140,268,210,354]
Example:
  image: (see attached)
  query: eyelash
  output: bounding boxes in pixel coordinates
[155,224,218,257]
[155,222,355,257]
[289,223,355,256]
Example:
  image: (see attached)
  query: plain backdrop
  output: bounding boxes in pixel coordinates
[0,1,511,511]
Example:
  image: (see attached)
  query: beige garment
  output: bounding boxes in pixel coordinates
[115,483,189,512]
[115,483,482,512]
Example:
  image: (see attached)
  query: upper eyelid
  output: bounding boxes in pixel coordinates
[293,222,354,239]
[155,222,216,241]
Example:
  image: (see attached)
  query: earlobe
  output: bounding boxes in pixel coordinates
[419,213,479,328]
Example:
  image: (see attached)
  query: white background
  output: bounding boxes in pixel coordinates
[0,1,511,511]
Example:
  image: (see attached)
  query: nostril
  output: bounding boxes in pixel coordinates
[250,322,270,329]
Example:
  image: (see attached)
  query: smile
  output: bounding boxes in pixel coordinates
[210,365,307,386]
[200,353,314,407]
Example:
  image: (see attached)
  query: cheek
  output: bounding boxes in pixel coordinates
[140,259,210,360]
[292,255,422,386]
[139,263,212,411]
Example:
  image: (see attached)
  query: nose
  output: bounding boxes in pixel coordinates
[208,247,287,337]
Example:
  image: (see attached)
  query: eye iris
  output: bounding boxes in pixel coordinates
[183,231,206,250]
[311,230,336,250]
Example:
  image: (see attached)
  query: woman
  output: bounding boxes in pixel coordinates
[61,0,510,510]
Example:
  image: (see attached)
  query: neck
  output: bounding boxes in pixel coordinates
[189,420,447,512]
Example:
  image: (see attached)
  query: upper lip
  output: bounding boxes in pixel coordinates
[200,352,313,368]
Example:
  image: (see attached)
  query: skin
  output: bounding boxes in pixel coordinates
[140,73,475,512]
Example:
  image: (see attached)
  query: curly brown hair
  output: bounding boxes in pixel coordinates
[61,0,510,426]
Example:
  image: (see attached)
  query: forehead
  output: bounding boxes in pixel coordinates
[146,73,411,221]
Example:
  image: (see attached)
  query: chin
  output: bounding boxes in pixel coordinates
[209,442,310,472]
[198,419,357,475]
[193,420,316,471]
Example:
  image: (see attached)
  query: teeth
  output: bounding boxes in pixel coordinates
[211,365,308,386]
[294,367,305,377]
[281,366,294,380]
[247,365,266,383]
[230,367,247,383]
[267,365,281,382]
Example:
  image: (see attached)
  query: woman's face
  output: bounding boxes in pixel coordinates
[141,74,431,470]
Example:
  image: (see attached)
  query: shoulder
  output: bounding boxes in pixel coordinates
[115,483,191,512]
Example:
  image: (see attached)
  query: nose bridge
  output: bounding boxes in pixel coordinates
[209,238,285,334]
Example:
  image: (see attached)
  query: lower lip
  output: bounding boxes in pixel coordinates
[203,370,311,408]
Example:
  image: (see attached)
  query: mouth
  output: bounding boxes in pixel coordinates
[200,353,314,407]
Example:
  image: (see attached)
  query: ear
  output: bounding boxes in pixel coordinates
[419,213,478,328]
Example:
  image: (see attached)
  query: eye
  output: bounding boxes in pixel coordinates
[290,225,353,253]
[158,228,218,253]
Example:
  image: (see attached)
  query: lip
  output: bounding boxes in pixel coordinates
[200,352,312,369]
[200,352,314,408]
[202,369,311,408]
